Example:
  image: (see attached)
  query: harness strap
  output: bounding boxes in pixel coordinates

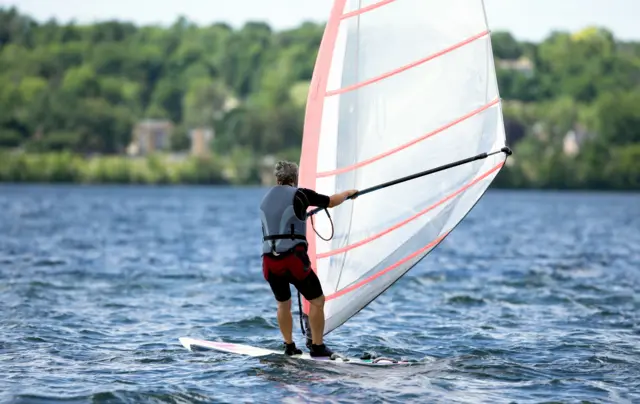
[264,224,307,255]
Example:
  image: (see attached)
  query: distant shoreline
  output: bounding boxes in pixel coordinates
[0,183,638,196]
[1,151,638,192]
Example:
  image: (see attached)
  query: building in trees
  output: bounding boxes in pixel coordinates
[127,120,173,156]
[189,128,214,157]
[563,125,592,157]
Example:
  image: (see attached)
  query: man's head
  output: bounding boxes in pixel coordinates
[275,160,298,186]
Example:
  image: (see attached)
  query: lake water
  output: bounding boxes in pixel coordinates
[1,185,639,403]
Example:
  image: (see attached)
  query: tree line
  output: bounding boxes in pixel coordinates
[0,7,638,189]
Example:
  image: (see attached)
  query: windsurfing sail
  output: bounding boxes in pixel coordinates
[298,0,509,335]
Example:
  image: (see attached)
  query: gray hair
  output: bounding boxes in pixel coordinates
[274,160,298,185]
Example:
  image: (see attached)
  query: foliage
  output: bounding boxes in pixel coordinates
[0,151,230,184]
[0,7,638,189]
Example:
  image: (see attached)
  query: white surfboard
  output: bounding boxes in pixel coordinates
[178,337,410,366]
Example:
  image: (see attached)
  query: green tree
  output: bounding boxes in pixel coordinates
[0,7,638,189]
[491,31,522,60]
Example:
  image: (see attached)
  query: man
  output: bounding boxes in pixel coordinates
[260,160,357,357]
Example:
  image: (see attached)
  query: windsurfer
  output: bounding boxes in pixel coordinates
[259,160,357,357]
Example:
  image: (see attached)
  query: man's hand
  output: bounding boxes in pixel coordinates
[328,189,360,207]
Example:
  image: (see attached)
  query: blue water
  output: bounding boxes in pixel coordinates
[1,185,639,403]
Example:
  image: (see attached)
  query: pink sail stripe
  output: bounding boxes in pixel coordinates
[316,98,500,178]
[326,231,450,301]
[340,0,397,20]
[317,161,504,259]
[325,30,490,97]
[297,0,348,315]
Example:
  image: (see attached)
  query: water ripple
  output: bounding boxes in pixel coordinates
[1,186,639,403]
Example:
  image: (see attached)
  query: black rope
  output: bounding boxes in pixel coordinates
[293,189,335,337]
[295,190,335,242]
[310,208,334,242]
[297,291,305,336]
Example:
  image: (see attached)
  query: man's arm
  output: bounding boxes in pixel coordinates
[328,189,358,208]
[299,188,358,209]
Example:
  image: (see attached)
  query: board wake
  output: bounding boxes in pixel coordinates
[178,337,410,366]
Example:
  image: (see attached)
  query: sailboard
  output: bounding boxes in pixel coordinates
[297,0,511,336]
[180,0,511,361]
[178,337,410,366]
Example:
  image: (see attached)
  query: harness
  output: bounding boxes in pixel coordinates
[262,223,307,256]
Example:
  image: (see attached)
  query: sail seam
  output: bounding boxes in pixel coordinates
[325,30,490,97]
[317,161,504,259]
[340,0,396,20]
[316,98,500,178]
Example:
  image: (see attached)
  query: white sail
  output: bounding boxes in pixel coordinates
[298,0,508,335]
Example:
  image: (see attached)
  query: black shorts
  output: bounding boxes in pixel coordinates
[262,246,324,302]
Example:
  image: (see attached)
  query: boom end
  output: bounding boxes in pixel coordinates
[501,146,513,156]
